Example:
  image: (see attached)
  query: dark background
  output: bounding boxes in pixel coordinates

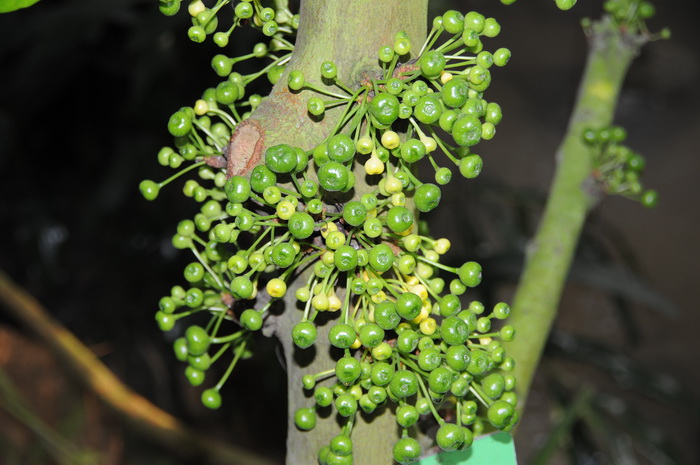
[0,0,698,463]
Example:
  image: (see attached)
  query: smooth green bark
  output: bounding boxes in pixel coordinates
[503,16,649,410]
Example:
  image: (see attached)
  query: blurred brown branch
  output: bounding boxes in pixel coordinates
[0,270,278,465]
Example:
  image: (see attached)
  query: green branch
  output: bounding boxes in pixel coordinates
[503,15,650,411]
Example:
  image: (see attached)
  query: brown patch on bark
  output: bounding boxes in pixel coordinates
[226,119,264,178]
[204,155,227,169]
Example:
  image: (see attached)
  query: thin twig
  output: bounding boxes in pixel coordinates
[0,270,278,465]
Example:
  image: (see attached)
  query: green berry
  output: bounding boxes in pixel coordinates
[288,70,305,91]
[493,48,511,67]
[393,437,421,464]
[288,212,315,239]
[184,366,205,386]
[167,110,192,137]
[230,276,254,299]
[452,116,482,147]
[385,206,414,233]
[307,96,325,116]
[327,134,356,163]
[250,165,277,193]
[265,144,298,173]
[240,309,263,331]
[292,321,317,349]
[389,370,418,398]
[201,388,222,409]
[445,345,470,371]
[482,372,506,399]
[320,61,338,80]
[414,183,441,212]
[185,325,210,356]
[215,81,239,105]
[440,316,470,345]
[396,404,420,428]
[314,386,333,407]
[374,301,401,330]
[334,393,358,417]
[413,95,442,125]
[328,323,356,349]
[417,347,442,372]
[396,292,422,320]
[396,329,419,353]
[399,138,426,164]
[294,407,317,430]
[436,423,464,451]
[369,93,400,126]
[336,356,362,386]
[358,322,384,347]
[487,400,517,429]
[139,180,160,201]
[317,161,350,192]
[419,50,446,78]
[457,261,482,287]
[555,0,577,11]
[368,244,395,273]
[641,189,658,208]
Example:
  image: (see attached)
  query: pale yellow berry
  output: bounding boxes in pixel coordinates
[328,294,342,311]
[385,177,403,194]
[266,278,287,298]
[356,136,374,154]
[405,275,420,286]
[194,99,209,116]
[348,384,363,400]
[411,304,431,324]
[350,337,362,349]
[416,262,434,279]
[276,200,295,220]
[391,192,406,207]
[479,337,493,345]
[371,290,387,304]
[434,238,451,255]
[320,221,338,238]
[419,317,437,336]
[397,222,415,236]
[295,287,310,302]
[366,208,378,219]
[396,322,412,332]
[365,156,385,175]
[371,342,393,361]
[321,251,335,266]
[188,0,205,17]
[408,284,428,301]
[381,130,400,149]
[421,136,437,153]
[440,71,453,84]
[312,293,329,311]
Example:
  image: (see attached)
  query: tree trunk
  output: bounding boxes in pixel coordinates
[244,1,429,464]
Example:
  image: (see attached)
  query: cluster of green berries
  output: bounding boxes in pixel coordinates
[288,10,510,195]
[159,0,299,46]
[145,4,519,463]
[593,0,670,39]
[498,0,577,10]
[583,126,658,208]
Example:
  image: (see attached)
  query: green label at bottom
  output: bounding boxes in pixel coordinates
[417,432,517,465]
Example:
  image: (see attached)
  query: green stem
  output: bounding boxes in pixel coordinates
[503,16,649,413]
